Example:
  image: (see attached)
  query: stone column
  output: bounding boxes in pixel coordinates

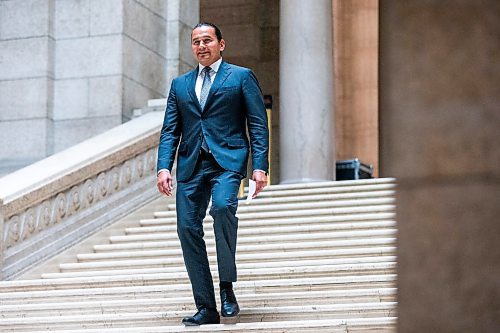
[279,0,334,184]
[380,1,500,331]
[166,0,199,88]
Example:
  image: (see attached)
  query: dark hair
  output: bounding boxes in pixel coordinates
[192,22,223,41]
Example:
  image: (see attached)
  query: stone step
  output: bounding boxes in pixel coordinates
[0,288,397,316]
[164,190,396,211]
[126,219,396,236]
[54,262,396,282]
[0,273,396,293]
[0,284,396,310]
[244,182,396,198]
[4,317,397,333]
[244,179,396,193]
[138,211,396,227]
[108,228,397,244]
[0,179,397,332]
[80,246,397,264]
[0,302,397,331]
[145,184,396,213]
[83,241,396,262]
[154,198,396,218]
[0,317,396,333]
[152,205,396,222]
[0,288,396,309]
[0,280,396,304]
[93,236,396,253]
[48,253,396,279]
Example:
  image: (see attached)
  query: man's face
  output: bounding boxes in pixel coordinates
[191,26,225,67]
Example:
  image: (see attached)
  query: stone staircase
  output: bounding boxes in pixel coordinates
[0,178,397,332]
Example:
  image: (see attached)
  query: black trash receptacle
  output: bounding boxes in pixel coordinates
[336,159,373,180]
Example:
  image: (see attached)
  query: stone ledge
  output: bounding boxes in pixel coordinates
[0,112,164,279]
[0,112,163,211]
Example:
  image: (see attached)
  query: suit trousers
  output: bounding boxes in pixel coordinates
[176,152,242,310]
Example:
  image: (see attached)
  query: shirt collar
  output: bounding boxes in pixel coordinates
[198,57,222,76]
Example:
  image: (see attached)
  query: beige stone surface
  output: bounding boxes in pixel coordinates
[334,0,379,176]
[396,182,500,332]
[379,1,500,332]
[202,4,257,26]
[223,24,260,59]
[380,0,500,180]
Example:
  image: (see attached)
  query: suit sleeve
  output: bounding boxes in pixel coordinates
[157,79,182,173]
[242,70,269,173]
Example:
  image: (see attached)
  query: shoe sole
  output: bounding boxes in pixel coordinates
[182,321,220,326]
[182,322,199,326]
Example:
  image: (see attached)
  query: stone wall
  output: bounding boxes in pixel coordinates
[0,0,170,174]
[0,0,55,168]
[380,1,500,331]
[334,0,379,176]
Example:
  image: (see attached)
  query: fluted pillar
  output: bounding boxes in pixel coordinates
[279,0,334,184]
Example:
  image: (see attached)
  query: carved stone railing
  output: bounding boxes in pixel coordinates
[0,111,165,280]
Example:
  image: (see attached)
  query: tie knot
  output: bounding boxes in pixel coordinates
[202,66,211,75]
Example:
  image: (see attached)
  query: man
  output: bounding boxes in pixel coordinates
[156,22,269,326]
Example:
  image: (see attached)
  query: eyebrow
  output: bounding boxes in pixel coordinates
[192,35,214,42]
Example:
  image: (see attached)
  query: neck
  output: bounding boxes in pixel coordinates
[201,57,221,68]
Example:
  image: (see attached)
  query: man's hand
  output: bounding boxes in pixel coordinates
[252,170,267,198]
[157,170,174,196]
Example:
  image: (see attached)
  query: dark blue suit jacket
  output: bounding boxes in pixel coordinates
[157,61,269,182]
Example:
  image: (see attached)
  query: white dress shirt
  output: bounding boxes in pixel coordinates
[195,57,222,102]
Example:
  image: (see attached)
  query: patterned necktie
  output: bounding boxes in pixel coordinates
[200,66,212,152]
[199,66,212,109]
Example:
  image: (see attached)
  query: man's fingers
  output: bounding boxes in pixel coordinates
[164,179,172,196]
[157,177,173,196]
[158,182,169,196]
[252,180,267,198]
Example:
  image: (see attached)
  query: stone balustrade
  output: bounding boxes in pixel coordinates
[0,112,165,280]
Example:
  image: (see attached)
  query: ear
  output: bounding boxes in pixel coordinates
[219,38,226,52]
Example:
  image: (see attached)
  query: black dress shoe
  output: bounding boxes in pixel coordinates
[220,289,240,317]
[182,307,220,326]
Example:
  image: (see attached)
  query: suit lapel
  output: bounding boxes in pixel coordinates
[186,67,202,113]
[203,61,231,111]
